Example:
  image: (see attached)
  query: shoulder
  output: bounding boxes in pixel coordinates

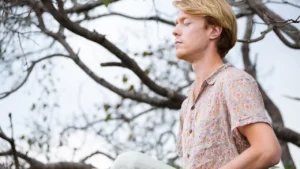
[217,66,261,97]
[220,66,257,85]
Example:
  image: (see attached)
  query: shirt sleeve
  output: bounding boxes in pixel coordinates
[224,75,272,132]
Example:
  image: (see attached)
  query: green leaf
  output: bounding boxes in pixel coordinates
[144,68,150,75]
[31,104,36,111]
[104,104,110,111]
[168,163,180,169]
[167,61,176,65]
[128,85,134,91]
[27,139,33,146]
[284,164,293,169]
[101,0,111,7]
[122,75,128,83]
[105,113,112,121]
[115,104,121,109]
[142,51,153,57]
[20,135,25,140]
[128,133,134,140]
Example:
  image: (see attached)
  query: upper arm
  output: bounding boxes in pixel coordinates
[224,75,272,132]
[224,75,281,153]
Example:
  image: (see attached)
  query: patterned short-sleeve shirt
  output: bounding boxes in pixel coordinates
[176,64,272,169]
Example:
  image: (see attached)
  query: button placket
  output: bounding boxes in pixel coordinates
[191,105,195,110]
[188,83,207,136]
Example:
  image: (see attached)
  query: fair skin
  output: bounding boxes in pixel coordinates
[173,11,281,169]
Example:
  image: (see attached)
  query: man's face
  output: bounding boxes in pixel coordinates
[173,11,210,62]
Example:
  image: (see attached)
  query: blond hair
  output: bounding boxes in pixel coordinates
[173,0,237,58]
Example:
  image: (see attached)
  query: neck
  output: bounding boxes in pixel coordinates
[191,51,223,88]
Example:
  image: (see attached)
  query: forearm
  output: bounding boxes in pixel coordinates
[219,147,275,169]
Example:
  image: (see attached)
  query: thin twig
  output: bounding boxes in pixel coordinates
[283,95,300,101]
[0,54,71,99]
[266,0,300,9]
[80,151,115,162]
[100,62,126,68]
[17,33,28,69]
[8,113,20,169]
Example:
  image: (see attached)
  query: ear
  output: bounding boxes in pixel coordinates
[209,25,222,40]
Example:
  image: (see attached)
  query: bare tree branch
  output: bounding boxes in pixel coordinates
[0,67,32,100]
[100,62,126,68]
[8,113,19,169]
[259,84,297,168]
[65,0,121,13]
[131,107,157,121]
[75,55,183,109]
[283,95,300,101]
[60,117,124,136]
[80,151,115,162]
[246,0,300,49]
[41,0,185,102]
[0,54,71,99]
[61,107,157,137]
[76,10,252,25]
[1,40,55,63]
[0,150,45,168]
[76,12,175,26]
[0,131,11,144]
[0,149,96,169]
[273,28,300,49]
[266,0,300,9]
[241,15,296,168]
[242,15,256,78]
[29,3,184,109]
[273,124,300,148]
[238,25,275,43]
[33,3,184,109]
[42,0,185,102]
[235,11,254,18]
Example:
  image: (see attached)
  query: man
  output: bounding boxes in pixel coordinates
[111,0,281,168]
[173,0,281,168]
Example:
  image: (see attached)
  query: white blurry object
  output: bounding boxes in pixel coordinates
[110,151,176,169]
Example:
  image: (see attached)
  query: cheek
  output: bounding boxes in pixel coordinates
[184,27,205,43]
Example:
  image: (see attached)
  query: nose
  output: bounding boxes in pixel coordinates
[173,25,180,37]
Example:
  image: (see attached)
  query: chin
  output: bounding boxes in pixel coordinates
[176,51,189,62]
[176,50,185,58]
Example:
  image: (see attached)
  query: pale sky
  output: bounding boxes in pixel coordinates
[0,0,299,168]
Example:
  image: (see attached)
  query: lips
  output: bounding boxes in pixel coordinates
[175,41,182,44]
[175,41,183,47]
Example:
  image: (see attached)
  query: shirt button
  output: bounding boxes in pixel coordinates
[191,105,195,110]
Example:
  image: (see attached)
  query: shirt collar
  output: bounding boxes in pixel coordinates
[205,63,232,85]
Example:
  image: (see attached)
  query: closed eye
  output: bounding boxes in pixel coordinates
[183,19,191,26]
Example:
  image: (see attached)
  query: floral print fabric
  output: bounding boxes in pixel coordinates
[176,64,272,169]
